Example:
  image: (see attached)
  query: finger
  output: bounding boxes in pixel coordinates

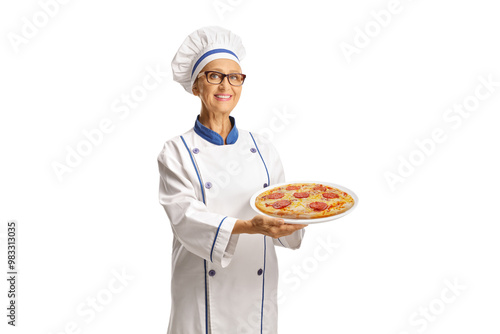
[284,223,308,228]
[281,224,303,232]
[270,217,285,226]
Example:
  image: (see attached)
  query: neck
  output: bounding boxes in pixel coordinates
[198,110,232,144]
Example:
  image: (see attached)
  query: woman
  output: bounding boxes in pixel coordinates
[157,26,307,334]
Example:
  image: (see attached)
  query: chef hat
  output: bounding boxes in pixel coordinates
[171,26,246,94]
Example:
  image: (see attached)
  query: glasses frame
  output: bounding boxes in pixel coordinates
[198,71,247,86]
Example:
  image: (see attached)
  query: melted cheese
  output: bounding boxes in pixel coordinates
[255,183,354,218]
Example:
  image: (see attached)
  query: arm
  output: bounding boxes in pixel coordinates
[158,141,239,268]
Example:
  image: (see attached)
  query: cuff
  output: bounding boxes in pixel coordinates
[210,216,239,268]
[276,229,305,250]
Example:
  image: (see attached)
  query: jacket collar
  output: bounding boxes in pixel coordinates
[194,115,239,145]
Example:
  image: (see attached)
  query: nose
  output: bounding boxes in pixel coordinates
[218,76,231,89]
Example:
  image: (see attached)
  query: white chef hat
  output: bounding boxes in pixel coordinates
[171,26,246,94]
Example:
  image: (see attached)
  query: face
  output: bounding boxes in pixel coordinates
[192,58,243,115]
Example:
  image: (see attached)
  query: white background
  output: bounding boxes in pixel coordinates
[1,0,500,333]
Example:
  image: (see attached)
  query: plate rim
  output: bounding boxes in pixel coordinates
[249,180,359,224]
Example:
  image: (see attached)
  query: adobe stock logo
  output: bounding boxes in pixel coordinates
[339,0,416,64]
[397,278,466,334]
[236,234,341,334]
[51,64,168,182]
[212,0,244,20]
[256,106,296,144]
[7,0,72,54]
[384,74,499,191]
[46,267,134,334]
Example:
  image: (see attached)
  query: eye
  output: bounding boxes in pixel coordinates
[209,72,221,80]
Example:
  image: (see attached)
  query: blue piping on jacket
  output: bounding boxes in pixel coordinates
[249,132,270,187]
[260,236,267,333]
[179,135,209,334]
[210,216,228,262]
[180,135,206,203]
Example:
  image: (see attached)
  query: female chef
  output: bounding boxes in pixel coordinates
[157,26,307,334]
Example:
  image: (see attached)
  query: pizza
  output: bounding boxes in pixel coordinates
[255,183,355,219]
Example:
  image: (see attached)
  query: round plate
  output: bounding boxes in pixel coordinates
[249,181,359,224]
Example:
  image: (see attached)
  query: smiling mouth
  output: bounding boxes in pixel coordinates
[214,94,232,100]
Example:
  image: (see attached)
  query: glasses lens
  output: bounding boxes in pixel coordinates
[206,72,223,84]
[228,73,245,86]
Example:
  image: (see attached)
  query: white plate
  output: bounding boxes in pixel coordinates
[249,181,359,224]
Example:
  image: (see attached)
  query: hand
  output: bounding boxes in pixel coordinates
[233,215,308,238]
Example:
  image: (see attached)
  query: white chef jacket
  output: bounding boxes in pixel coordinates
[157,115,305,334]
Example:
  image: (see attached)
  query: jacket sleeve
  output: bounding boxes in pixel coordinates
[263,138,305,250]
[157,140,240,268]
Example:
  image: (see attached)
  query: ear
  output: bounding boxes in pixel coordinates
[191,78,199,96]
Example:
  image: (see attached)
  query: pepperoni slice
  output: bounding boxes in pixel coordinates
[313,185,327,191]
[322,192,339,199]
[271,200,291,209]
[309,202,328,211]
[286,185,300,191]
[267,192,284,199]
[294,192,310,198]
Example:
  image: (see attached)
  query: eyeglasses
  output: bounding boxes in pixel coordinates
[198,71,247,86]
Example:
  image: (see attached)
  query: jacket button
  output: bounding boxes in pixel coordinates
[257,269,263,276]
[205,182,212,189]
[209,270,216,277]
[192,148,200,154]
[263,183,268,188]
[250,148,257,153]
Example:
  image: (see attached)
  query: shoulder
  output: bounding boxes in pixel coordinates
[157,128,194,163]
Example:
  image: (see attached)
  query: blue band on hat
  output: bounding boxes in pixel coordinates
[191,48,239,77]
